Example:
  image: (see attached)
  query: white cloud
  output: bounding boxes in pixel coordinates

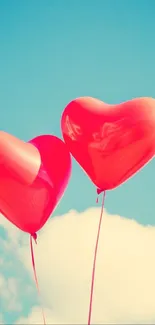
[0,274,22,313]
[6,278,22,312]
[0,217,32,322]
[11,207,155,324]
[16,307,61,324]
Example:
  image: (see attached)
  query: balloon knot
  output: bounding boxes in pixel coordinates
[97,188,103,195]
[31,233,37,244]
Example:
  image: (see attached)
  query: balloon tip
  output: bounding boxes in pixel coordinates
[31,233,37,244]
[96,188,103,195]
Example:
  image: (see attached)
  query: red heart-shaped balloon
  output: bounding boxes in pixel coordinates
[0,132,71,234]
[61,97,155,191]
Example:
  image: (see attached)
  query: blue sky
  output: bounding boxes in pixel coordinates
[0,0,155,323]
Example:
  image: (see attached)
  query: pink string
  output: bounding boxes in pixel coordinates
[87,191,106,325]
[30,234,46,325]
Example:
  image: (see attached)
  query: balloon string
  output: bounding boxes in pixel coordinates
[88,191,106,325]
[30,235,46,325]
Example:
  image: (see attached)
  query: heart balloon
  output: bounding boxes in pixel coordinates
[0,132,71,235]
[61,97,155,191]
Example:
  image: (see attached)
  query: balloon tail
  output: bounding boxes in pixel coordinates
[88,191,106,325]
[30,234,46,325]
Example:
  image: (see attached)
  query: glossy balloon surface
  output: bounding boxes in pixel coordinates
[61,97,155,191]
[0,132,71,234]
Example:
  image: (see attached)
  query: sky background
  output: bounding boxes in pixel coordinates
[0,0,155,324]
